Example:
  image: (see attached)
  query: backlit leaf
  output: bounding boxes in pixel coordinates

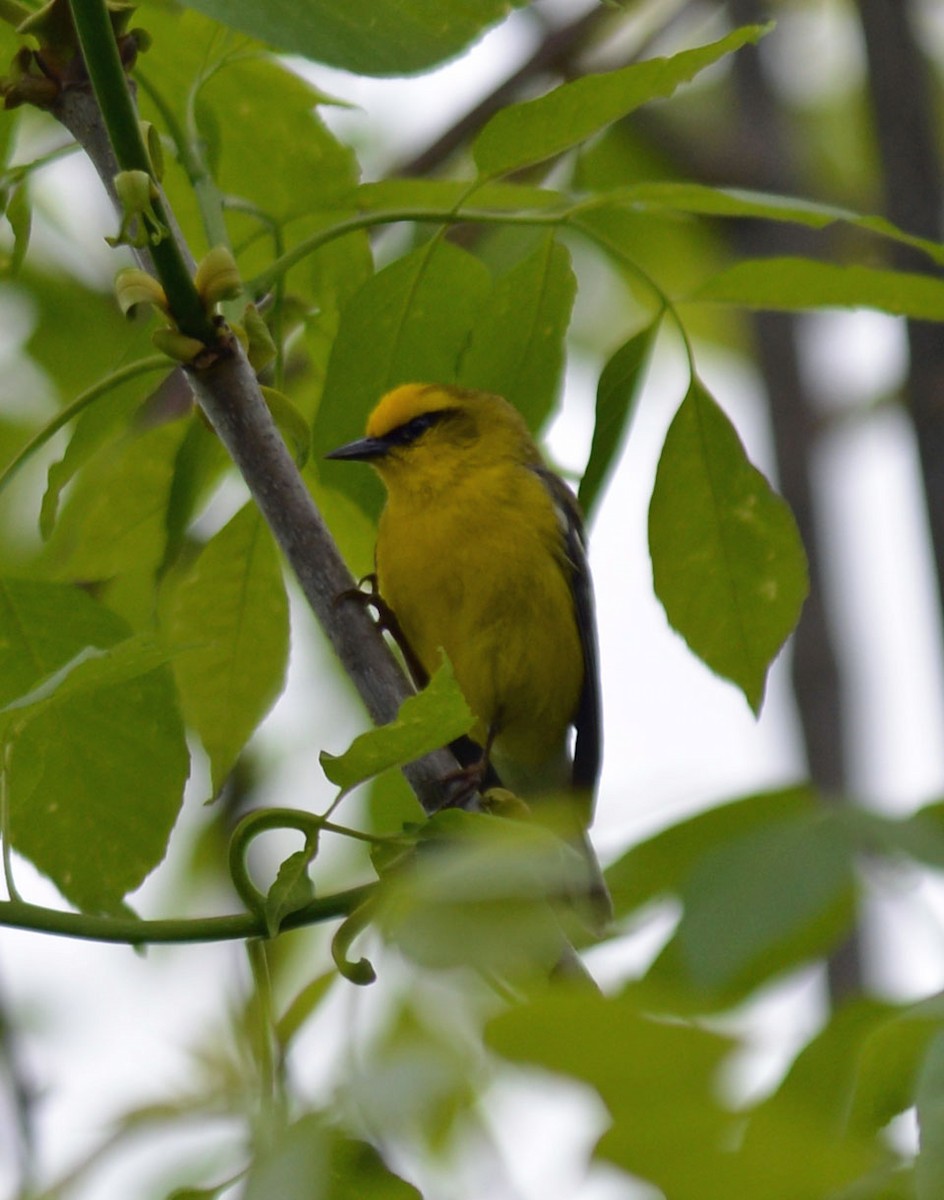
[164,504,289,793]
[0,580,187,911]
[473,24,769,177]
[459,234,575,431]
[648,378,808,711]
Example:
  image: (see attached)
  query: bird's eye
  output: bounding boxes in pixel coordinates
[407,414,433,438]
[388,410,451,446]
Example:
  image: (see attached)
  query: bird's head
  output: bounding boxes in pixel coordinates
[326,383,538,496]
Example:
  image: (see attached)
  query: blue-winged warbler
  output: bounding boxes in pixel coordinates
[327,383,609,926]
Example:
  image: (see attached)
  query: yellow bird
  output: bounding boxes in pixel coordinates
[327,382,609,925]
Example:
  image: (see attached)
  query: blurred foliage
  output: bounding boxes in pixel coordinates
[0,0,942,1198]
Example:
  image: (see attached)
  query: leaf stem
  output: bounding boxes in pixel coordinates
[247,205,567,296]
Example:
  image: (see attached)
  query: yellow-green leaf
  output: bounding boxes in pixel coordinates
[648,379,808,712]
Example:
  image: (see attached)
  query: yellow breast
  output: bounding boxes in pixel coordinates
[376,462,584,772]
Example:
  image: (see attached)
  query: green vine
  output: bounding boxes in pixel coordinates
[0,885,374,945]
[0,354,170,500]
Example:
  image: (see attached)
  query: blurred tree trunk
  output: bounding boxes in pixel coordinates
[857,0,944,613]
[726,0,864,1002]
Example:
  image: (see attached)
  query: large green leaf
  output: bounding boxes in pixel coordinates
[316,240,492,515]
[137,6,358,277]
[39,364,172,539]
[43,421,187,582]
[487,990,736,1197]
[0,580,188,912]
[648,378,809,712]
[163,504,289,793]
[377,810,582,977]
[663,811,856,998]
[458,234,575,431]
[489,988,876,1198]
[171,0,525,76]
[473,24,768,177]
[696,257,944,320]
[604,785,817,918]
[20,271,156,403]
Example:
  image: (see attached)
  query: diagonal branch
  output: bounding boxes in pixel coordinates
[55,9,464,815]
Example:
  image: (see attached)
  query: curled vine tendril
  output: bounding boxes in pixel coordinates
[228,807,378,984]
[331,894,378,986]
[228,807,325,920]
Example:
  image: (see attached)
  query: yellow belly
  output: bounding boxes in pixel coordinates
[375,467,583,772]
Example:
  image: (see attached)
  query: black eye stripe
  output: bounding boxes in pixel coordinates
[386,408,453,446]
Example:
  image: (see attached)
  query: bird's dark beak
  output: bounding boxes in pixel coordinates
[324,435,389,462]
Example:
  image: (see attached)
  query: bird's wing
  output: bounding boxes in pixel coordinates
[533,467,602,799]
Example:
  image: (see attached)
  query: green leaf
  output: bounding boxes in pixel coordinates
[276,972,335,1048]
[746,998,900,1140]
[604,785,817,918]
[489,986,878,1198]
[696,257,944,320]
[137,8,357,277]
[916,1031,944,1200]
[35,360,171,539]
[328,1135,423,1199]
[0,580,188,912]
[473,24,770,177]
[487,990,736,1196]
[243,1113,329,1200]
[243,1116,420,1200]
[1,635,171,721]
[850,997,944,1135]
[837,803,944,872]
[578,321,658,520]
[648,378,809,712]
[316,240,492,515]
[377,809,576,976]
[667,812,855,997]
[165,1187,230,1200]
[44,421,187,580]
[164,504,289,794]
[320,655,475,795]
[1,183,31,276]
[264,847,317,938]
[586,181,944,269]
[723,1098,879,1200]
[21,271,156,403]
[458,234,575,431]
[175,0,525,76]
